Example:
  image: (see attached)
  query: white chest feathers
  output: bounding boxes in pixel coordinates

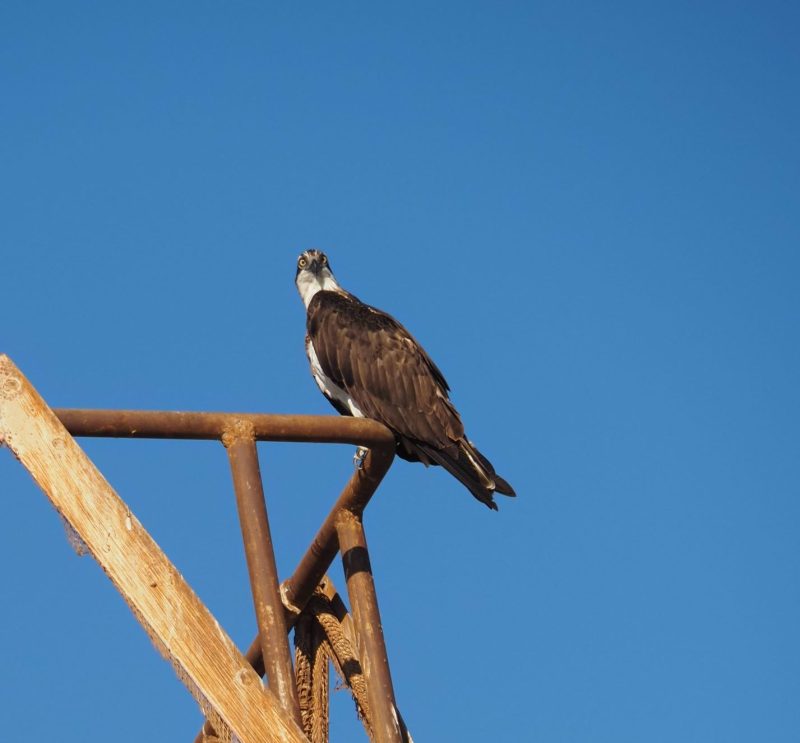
[306,337,365,417]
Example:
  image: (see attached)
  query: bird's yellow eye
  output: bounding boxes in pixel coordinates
[298,256,308,269]
[320,255,328,266]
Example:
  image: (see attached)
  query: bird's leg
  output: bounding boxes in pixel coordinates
[353,446,369,469]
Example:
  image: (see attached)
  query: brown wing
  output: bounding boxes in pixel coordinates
[307,290,464,449]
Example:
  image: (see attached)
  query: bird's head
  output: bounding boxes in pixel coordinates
[295,249,342,308]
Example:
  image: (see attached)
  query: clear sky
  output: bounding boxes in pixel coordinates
[1,2,799,741]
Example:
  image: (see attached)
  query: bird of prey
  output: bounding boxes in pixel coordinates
[295,249,515,510]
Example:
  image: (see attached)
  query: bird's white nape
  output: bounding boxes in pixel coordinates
[296,267,342,308]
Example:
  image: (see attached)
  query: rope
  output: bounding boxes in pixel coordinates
[311,619,330,743]
[295,607,335,742]
[293,590,371,740]
[294,612,314,737]
[293,586,414,743]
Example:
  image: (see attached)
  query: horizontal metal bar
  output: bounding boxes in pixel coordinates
[54,408,395,448]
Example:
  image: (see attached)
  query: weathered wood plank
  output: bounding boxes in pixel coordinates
[0,355,308,743]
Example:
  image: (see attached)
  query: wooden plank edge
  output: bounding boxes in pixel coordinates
[0,355,307,743]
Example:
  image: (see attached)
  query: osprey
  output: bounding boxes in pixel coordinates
[295,249,515,510]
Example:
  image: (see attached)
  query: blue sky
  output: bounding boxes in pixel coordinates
[1,2,799,741]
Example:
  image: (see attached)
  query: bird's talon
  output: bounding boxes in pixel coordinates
[354,446,369,469]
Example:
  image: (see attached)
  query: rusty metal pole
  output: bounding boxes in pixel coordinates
[223,420,303,729]
[281,443,395,617]
[336,509,402,743]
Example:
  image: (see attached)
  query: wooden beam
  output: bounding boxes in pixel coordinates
[0,355,308,743]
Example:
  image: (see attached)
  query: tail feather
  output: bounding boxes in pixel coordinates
[470,445,516,496]
[404,438,515,510]
[492,474,516,496]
